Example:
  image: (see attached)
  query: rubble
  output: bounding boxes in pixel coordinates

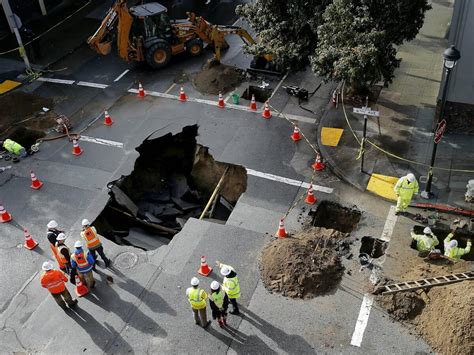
[193,63,245,95]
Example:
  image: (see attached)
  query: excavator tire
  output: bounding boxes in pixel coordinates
[186,38,204,57]
[146,40,172,69]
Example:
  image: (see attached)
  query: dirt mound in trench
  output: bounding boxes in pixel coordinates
[193,63,244,95]
[260,227,350,298]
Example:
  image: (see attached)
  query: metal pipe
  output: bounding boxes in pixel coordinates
[199,166,229,220]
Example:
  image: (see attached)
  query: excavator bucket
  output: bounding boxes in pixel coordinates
[94,41,112,56]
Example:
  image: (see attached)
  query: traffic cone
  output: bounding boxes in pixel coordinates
[179,86,187,102]
[275,218,287,238]
[305,185,317,205]
[0,204,12,223]
[75,275,89,297]
[198,256,213,276]
[72,139,83,156]
[262,101,272,119]
[104,110,113,126]
[291,125,301,142]
[137,82,146,98]
[23,229,38,250]
[312,152,325,171]
[30,171,43,190]
[249,94,257,111]
[217,92,225,108]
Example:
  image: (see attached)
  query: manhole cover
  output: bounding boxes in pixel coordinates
[114,251,139,270]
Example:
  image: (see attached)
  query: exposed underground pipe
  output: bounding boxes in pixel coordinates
[199,166,229,220]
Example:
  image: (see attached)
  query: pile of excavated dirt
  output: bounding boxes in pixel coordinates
[376,261,472,354]
[193,63,244,95]
[260,227,350,298]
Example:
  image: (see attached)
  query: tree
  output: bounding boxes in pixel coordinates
[311,0,431,92]
[236,0,332,70]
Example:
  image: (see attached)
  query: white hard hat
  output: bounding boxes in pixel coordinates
[74,240,83,248]
[449,240,458,248]
[47,220,58,229]
[81,219,90,227]
[56,233,67,241]
[42,261,53,271]
[406,173,416,182]
[210,281,220,290]
[423,227,432,234]
[190,277,199,286]
[220,266,231,276]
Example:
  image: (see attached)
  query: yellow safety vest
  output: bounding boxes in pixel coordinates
[81,226,101,249]
[224,276,240,299]
[212,290,224,309]
[188,288,207,309]
[3,139,24,155]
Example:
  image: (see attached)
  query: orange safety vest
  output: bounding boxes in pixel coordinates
[50,243,65,268]
[81,227,101,249]
[72,251,90,269]
[56,243,69,264]
[40,270,67,294]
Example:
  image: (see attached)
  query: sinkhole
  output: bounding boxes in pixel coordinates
[241,85,272,103]
[310,201,362,233]
[359,236,388,259]
[93,125,247,251]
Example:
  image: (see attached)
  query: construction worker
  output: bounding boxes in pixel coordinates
[0,139,27,157]
[411,227,440,257]
[444,232,472,260]
[56,233,72,275]
[394,173,419,215]
[70,241,96,289]
[81,219,111,267]
[216,260,240,315]
[40,261,77,309]
[47,220,65,271]
[209,280,229,328]
[186,277,211,328]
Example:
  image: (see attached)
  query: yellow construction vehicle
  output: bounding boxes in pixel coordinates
[87,1,276,71]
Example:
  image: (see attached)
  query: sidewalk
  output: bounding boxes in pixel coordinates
[318,0,473,210]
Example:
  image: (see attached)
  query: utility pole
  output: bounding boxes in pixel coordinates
[1,0,32,71]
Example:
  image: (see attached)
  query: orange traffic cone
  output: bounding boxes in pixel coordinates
[137,82,146,98]
[30,171,43,190]
[0,204,12,223]
[312,152,325,171]
[179,86,187,102]
[198,256,213,276]
[75,275,89,297]
[23,229,38,250]
[72,139,83,156]
[104,110,113,126]
[275,218,287,238]
[249,94,257,111]
[305,185,317,205]
[217,92,225,108]
[262,101,272,119]
[291,126,301,142]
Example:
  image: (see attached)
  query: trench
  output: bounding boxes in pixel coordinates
[241,85,272,103]
[410,225,474,260]
[310,200,362,233]
[360,236,388,259]
[93,125,247,251]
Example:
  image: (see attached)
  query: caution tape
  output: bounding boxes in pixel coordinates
[0,1,92,56]
[340,81,474,174]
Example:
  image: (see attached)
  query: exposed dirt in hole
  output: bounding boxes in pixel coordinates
[359,236,387,258]
[94,125,247,250]
[193,62,245,95]
[260,227,352,298]
[376,261,472,354]
[311,201,361,233]
[241,85,271,103]
[6,127,46,150]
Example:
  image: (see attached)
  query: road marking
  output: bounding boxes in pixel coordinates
[246,168,333,194]
[164,83,176,94]
[76,81,109,89]
[80,135,123,148]
[114,69,130,82]
[37,77,75,85]
[350,205,398,347]
[269,71,289,99]
[127,88,316,124]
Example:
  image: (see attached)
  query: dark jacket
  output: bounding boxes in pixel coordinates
[47,229,61,246]
[209,289,229,319]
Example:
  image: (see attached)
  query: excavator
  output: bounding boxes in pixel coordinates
[87,0,276,72]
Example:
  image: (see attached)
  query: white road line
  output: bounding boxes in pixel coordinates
[37,77,75,85]
[246,168,333,194]
[114,69,130,82]
[164,83,176,94]
[80,135,123,148]
[350,205,398,347]
[269,71,289,99]
[76,81,109,89]
[128,88,316,124]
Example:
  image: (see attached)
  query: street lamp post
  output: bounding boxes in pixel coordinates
[421,45,461,199]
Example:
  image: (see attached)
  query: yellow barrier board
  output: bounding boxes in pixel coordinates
[321,127,344,147]
[367,173,399,200]
[0,80,21,94]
